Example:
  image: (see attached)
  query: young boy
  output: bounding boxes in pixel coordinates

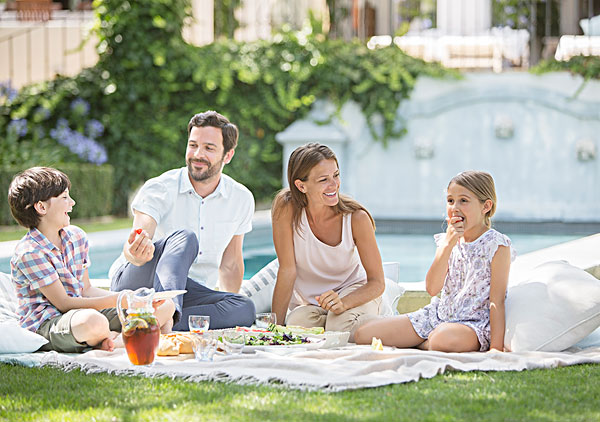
[8,167,175,352]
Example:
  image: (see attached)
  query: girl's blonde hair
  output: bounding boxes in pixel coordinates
[272,143,375,232]
[449,171,497,228]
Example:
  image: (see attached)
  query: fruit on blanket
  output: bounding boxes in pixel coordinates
[371,337,383,351]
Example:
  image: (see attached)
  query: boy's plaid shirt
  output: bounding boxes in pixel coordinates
[11,226,89,332]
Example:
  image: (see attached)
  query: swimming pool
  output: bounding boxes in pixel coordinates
[0,231,579,282]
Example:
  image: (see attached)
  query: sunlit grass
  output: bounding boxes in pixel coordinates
[1,363,599,421]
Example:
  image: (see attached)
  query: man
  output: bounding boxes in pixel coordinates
[109,111,255,330]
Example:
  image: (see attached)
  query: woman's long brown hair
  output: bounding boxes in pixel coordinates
[272,143,375,233]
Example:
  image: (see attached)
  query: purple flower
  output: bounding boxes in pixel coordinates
[70,98,90,116]
[56,117,69,129]
[0,81,18,102]
[7,118,28,138]
[518,15,528,25]
[86,119,104,139]
[50,120,107,165]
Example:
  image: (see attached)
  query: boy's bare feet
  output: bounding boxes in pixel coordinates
[111,332,124,348]
[98,337,115,352]
[97,331,122,351]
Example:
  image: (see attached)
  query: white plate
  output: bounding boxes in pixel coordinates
[310,331,350,348]
[153,290,187,300]
[241,337,326,354]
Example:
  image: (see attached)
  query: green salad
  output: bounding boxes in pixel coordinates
[245,332,310,346]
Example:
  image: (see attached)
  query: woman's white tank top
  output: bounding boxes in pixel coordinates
[289,208,367,309]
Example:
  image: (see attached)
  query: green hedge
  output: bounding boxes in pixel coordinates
[531,55,600,81]
[0,164,114,226]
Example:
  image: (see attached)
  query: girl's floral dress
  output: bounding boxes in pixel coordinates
[407,229,516,351]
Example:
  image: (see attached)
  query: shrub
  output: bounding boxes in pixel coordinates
[531,55,600,81]
[0,164,114,226]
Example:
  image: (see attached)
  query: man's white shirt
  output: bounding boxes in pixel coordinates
[109,167,254,289]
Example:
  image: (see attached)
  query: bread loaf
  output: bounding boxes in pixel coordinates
[157,332,195,356]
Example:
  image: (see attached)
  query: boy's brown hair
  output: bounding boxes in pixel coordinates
[7,167,71,229]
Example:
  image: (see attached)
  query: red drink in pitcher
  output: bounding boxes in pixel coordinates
[117,288,162,366]
[122,316,160,365]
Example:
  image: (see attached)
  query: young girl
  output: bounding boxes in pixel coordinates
[271,143,385,340]
[355,171,514,352]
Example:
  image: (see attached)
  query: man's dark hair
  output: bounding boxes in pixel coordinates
[187,111,239,155]
[7,167,71,229]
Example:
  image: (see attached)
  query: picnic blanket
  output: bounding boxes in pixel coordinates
[2,345,600,392]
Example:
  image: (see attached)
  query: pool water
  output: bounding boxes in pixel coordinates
[241,233,580,282]
[1,232,580,282]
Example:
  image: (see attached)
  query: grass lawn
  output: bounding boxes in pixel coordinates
[1,363,599,421]
[0,217,132,242]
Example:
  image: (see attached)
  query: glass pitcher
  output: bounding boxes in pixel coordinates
[117,287,160,365]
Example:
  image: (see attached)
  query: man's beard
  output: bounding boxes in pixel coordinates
[187,156,224,182]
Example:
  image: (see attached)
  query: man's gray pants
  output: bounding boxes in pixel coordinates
[110,229,255,330]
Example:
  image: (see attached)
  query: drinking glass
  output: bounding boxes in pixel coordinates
[222,329,245,355]
[255,312,277,329]
[192,331,218,362]
[188,315,210,333]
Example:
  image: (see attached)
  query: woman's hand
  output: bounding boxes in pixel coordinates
[316,290,347,315]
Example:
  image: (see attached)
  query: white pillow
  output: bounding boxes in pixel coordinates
[0,322,48,353]
[0,272,18,323]
[504,261,600,352]
[240,259,278,314]
[380,262,405,316]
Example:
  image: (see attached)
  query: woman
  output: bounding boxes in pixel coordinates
[271,143,385,339]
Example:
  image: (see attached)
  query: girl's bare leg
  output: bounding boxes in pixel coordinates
[354,315,425,348]
[426,322,480,352]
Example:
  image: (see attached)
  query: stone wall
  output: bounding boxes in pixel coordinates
[276,72,600,224]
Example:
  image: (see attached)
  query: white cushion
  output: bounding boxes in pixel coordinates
[0,272,49,353]
[0,272,18,323]
[240,259,278,314]
[0,322,48,353]
[380,262,405,316]
[504,261,600,352]
[240,260,405,315]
